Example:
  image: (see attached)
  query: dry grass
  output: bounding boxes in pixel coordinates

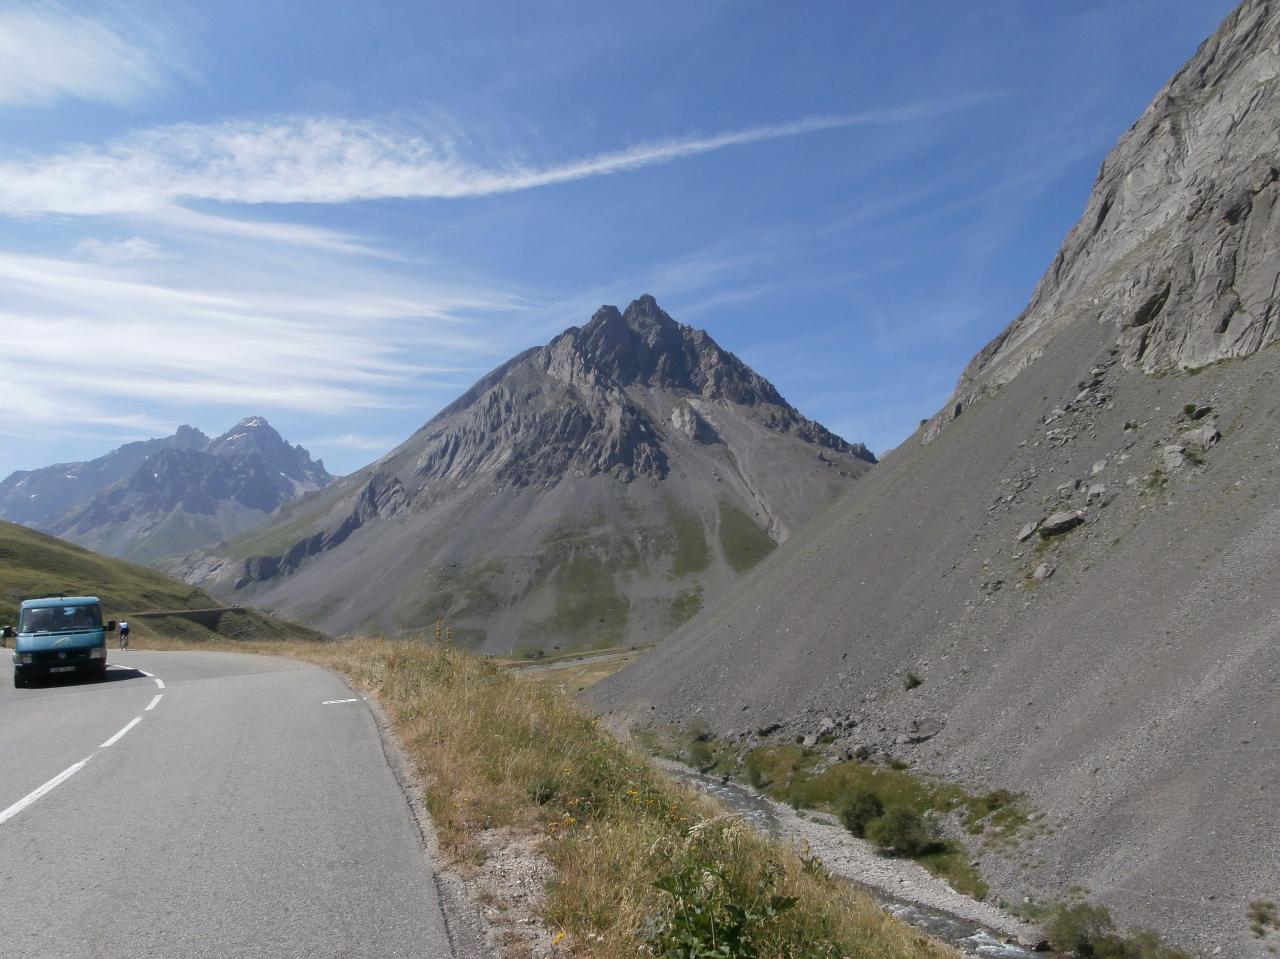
[146,636,955,958]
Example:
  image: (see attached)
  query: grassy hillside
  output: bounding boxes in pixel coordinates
[0,520,324,643]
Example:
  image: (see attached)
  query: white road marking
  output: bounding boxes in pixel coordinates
[0,758,92,826]
[100,717,143,748]
[3,667,168,827]
[145,694,163,711]
[322,698,358,705]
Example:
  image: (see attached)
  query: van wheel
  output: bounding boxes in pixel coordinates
[13,673,25,688]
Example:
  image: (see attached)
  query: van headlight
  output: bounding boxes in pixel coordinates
[89,647,107,659]
[16,653,32,664]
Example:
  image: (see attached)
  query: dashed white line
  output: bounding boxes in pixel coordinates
[322,698,359,705]
[3,668,166,827]
[100,717,143,748]
[0,758,93,826]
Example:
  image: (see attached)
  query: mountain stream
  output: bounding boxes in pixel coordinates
[662,764,1042,958]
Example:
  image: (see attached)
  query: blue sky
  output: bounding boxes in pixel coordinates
[0,0,1238,476]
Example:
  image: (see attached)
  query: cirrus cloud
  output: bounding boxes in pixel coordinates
[0,95,997,216]
[0,6,188,108]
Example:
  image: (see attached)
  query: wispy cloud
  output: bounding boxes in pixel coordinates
[0,7,187,108]
[73,236,166,263]
[0,245,519,441]
[303,433,402,453]
[0,96,996,215]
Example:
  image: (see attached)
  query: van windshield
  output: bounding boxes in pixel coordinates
[19,604,102,634]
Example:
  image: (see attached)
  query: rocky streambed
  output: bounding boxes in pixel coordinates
[658,760,1044,958]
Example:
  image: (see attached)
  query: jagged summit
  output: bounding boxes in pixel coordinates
[205,416,330,487]
[409,295,871,489]
[182,296,875,652]
[173,424,211,448]
[545,295,790,406]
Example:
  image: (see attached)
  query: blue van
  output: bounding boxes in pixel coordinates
[4,596,115,688]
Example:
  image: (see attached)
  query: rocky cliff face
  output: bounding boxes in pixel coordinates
[926,0,1280,443]
[596,4,1280,955]
[9,418,333,564]
[180,296,873,650]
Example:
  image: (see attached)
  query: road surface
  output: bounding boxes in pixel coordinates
[0,650,454,958]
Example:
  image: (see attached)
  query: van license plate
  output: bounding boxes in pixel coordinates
[50,666,76,673]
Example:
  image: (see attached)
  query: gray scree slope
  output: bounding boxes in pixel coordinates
[179,296,874,650]
[596,2,1280,955]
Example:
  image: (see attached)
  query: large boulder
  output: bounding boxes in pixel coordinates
[1039,511,1084,537]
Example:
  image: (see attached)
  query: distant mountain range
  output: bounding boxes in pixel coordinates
[178,295,875,650]
[0,418,332,564]
[596,3,1280,954]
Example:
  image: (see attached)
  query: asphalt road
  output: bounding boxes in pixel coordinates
[0,650,454,958]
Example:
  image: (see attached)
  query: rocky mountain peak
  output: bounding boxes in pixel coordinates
[173,424,210,449]
[208,415,283,450]
[402,296,872,489]
[205,416,331,487]
[547,295,786,408]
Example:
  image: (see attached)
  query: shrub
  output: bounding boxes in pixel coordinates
[1046,901,1116,954]
[1045,900,1191,958]
[838,789,884,838]
[647,856,797,959]
[865,806,933,856]
[903,672,923,690]
[687,738,715,771]
[1250,899,1278,937]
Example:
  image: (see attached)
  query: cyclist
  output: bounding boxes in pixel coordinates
[118,620,130,650]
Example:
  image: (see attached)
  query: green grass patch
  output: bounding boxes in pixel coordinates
[393,559,504,646]
[913,845,988,901]
[669,585,704,627]
[520,551,631,648]
[717,499,775,573]
[667,499,711,577]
